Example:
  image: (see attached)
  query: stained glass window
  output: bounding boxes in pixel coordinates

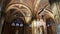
[16,23,19,26]
[11,22,15,26]
[20,23,23,27]
[11,18,24,27]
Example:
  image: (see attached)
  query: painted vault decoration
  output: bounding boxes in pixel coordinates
[0,0,60,34]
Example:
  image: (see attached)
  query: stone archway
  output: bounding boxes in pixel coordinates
[5,4,32,23]
[1,3,32,34]
[37,7,56,34]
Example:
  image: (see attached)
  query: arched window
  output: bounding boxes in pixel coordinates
[11,18,24,27]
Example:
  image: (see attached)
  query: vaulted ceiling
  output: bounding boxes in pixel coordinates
[1,0,54,22]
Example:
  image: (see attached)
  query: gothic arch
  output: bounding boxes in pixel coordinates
[2,3,32,34]
[5,4,32,23]
[39,9,54,20]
